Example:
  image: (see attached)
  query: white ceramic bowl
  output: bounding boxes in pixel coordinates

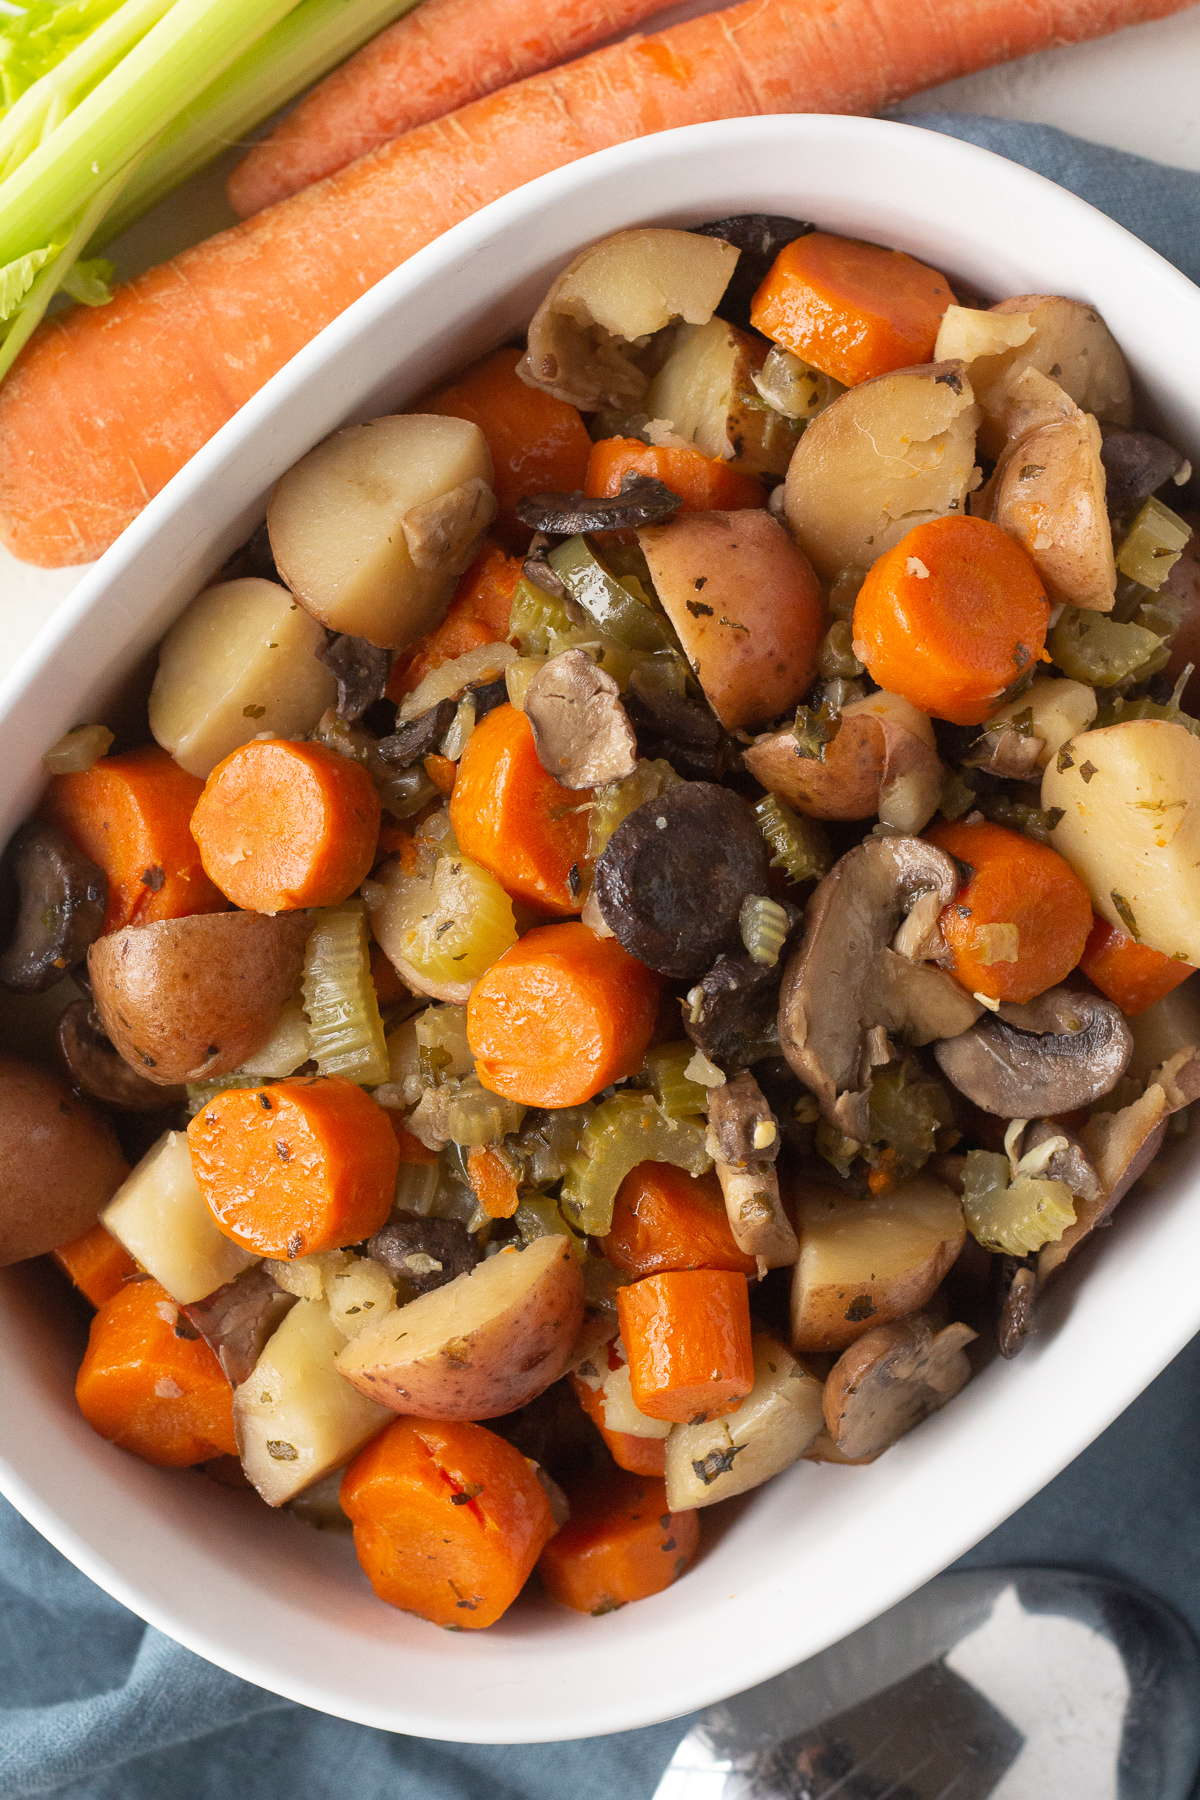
[2,113,1200,1744]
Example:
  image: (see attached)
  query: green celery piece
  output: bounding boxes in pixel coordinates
[0,0,130,106]
[0,244,55,318]
[59,251,112,302]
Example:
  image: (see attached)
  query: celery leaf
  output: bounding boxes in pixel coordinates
[60,253,113,305]
[0,245,56,320]
[0,0,128,110]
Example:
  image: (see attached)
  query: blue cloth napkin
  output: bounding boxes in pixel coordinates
[5,111,1200,1799]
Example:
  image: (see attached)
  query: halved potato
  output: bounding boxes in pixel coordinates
[103,1129,256,1305]
[664,1334,824,1510]
[268,415,496,649]
[1127,980,1200,1086]
[0,1055,128,1266]
[743,689,942,830]
[790,1175,965,1353]
[989,376,1115,612]
[336,1235,584,1418]
[646,317,797,477]
[985,672,1097,772]
[784,361,981,582]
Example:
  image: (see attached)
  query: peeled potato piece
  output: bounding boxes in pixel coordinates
[646,316,797,477]
[268,414,496,649]
[103,1130,256,1305]
[664,1334,825,1510]
[985,672,1097,772]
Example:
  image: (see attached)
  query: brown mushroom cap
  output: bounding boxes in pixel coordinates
[56,999,187,1113]
[0,821,107,994]
[181,1264,297,1387]
[823,1313,977,1460]
[933,987,1133,1119]
[995,1257,1037,1360]
[523,649,638,789]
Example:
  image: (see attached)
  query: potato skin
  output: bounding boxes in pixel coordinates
[89,910,312,1085]
[0,1055,128,1264]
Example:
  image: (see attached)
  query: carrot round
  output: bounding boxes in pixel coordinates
[386,541,520,702]
[468,922,660,1107]
[538,1470,698,1614]
[586,439,766,513]
[449,703,590,914]
[75,1277,237,1467]
[603,1162,757,1278]
[53,1220,138,1309]
[853,515,1050,727]
[42,746,226,935]
[1079,915,1196,1016]
[467,1145,520,1218]
[340,1415,556,1629]
[926,818,1093,1004]
[569,1370,667,1477]
[750,231,953,385]
[187,1076,400,1258]
[617,1269,753,1423]
[190,739,381,913]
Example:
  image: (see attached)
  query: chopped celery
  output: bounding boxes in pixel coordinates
[642,1041,707,1118]
[509,579,573,656]
[739,894,789,967]
[510,1104,595,1186]
[365,847,517,988]
[513,1194,585,1259]
[817,618,864,681]
[1115,496,1192,591]
[302,899,389,1086]
[186,1072,261,1113]
[753,793,831,884]
[559,1092,711,1236]
[751,345,843,421]
[1047,608,1163,687]
[866,1058,953,1175]
[442,1075,524,1148]
[548,536,673,655]
[962,1149,1076,1254]
[414,1005,472,1086]
[587,757,681,861]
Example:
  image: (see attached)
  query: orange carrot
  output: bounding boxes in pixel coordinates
[585,438,766,514]
[42,746,226,935]
[603,1162,758,1279]
[449,703,590,914]
[370,937,413,1005]
[386,542,520,703]
[423,753,458,797]
[538,1470,698,1614]
[467,1145,520,1218]
[468,922,660,1107]
[386,1108,441,1166]
[187,1076,400,1257]
[373,821,420,872]
[75,1277,238,1467]
[53,1220,138,1309]
[925,818,1093,1004]
[569,1369,667,1476]
[617,1269,754,1423]
[340,1414,556,1628]
[4,0,1191,568]
[423,348,593,552]
[1079,916,1196,1016]
[190,738,381,913]
[227,0,674,217]
[750,232,953,385]
[853,516,1049,727]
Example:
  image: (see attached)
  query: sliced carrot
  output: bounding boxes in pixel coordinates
[926,818,1093,1004]
[1079,915,1196,1016]
[586,439,766,513]
[467,1145,520,1219]
[340,1415,556,1629]
[448,703,590,914]
[374,821,419,870]
[423,753,458,797]
[53,1220,138,1309]
[853,515,1050,727]
[468,922,660,1107]
[569,1370,666,1477]
[370,938,413,1006]
[603,1162,757,1279]
[386,1108,441,1167]
[387,542,521,702]
[617,1269,753,1424]
[75,1277,237,1467]
[538,1470,698,1614]
[187,1076,400,1257]
[42,746,226,936]
[750,231,953,386]
[424,348,593,552]
[190,739,381,913]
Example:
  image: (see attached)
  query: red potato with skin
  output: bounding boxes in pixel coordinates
[0,1056,128,1265]
[638,511,825,732]
[744,689,943,828]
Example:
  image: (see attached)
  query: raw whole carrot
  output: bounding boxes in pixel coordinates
[187,1076,400,1257]
[926,818,1093,1004]
[190,738,381,913]
[1079,915,1196,1016]
[538,1470,698,1614]
[853,516,1050,727]
[448,703,590,914]
[3,0,1191,569]
[227,0,674,217]
[386,542,520,703]
[569,1369,667,1476]
[387,1108,441,1166]
[468,922,660,1107]
[53,1220,138,1309]
[585,438,766,514]
[75,1277,238,1467]
[42,746,226,935]
[603,1161,758,1278]
[423,349,593,552]
[750,232,954,385]
[340,1414,556,1628]
[467,1145,520,1218]
[617,1268,753,1423]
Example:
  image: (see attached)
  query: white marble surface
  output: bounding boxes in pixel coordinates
[4,2,1200,663]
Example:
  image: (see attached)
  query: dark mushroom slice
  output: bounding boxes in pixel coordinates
[375,698,457,768]
[691,214,815,331]
[57,999,187,1113]
[933,988,1133,1119]
[822,1314,977,1461]
[994,1255,1038,1360]
[0,821,107,993]
[468,675,509,720]
[1099,424,1188,519]
[622,668,725,781]
[367,1210,479,1295]
[522,532,569,598]
[316,632,393,722]
[778,836,982,1142]
[218,518,278,584]
[514,472,682,537]
[684,954,781,1068]
[181,1264,297,1388]
[592,782,769,980]
[523,649,638,789]
[707,1069,780,1165]
[1014,1118,1102,1205]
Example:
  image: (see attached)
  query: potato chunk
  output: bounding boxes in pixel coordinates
[646,317,797,477]
[103,1130,256,1305]
[663,1334,824,1510]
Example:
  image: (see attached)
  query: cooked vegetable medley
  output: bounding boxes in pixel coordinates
[6,216,1200,1631]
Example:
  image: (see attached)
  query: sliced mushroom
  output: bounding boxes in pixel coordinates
[714,1159,798,1267]
[523,649,638,788]
[994,1255,1038,1359]
[622,670,724,781]
[933,988,1133,1119]
[778,836,982,1140]
[706,1069,780,1165]
[822,1314,977,1461]
[181,1263,297,1387]
[745,690,944,830]
[367,1210,480,1295]
[375,698,457,769]
[316,633,393,722]
[592,783,768,979]
[1100,425,1188,518]
[57,1000,187,1113]
[962,720,1044,781]
[1013,1117,1102,1205]
[684,953,781,1068]
[0,821,107,993]
[515,473,681,536]
[690,214,814,331]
